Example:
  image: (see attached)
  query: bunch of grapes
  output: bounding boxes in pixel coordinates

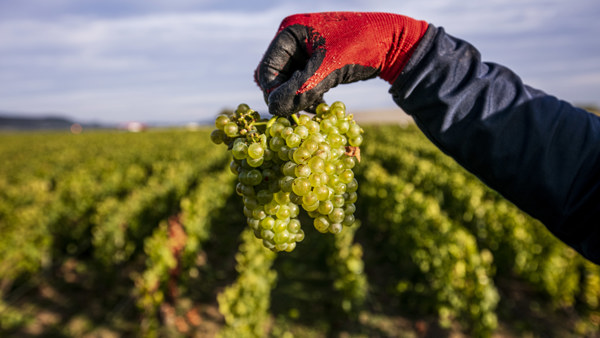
[210,101,362,252]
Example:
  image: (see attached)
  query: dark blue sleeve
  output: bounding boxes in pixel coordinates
[390,25,600,264]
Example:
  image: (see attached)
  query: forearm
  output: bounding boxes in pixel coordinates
[391,25,600,263]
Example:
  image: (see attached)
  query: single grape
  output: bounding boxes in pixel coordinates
[260,217,275,230]
[318,200,334,215]
[293,147,311,164]
[248,143,265,159]
[349,135,363,147]
[224,122,239,137]
[261,229,275,241]
[295,164,311,178]
[215,115,230,130]
[292,177,311,196]
[314,217,330,233]
[347,124,361,138]
[274,219,288,233]
[329,223,343,234]
[288,219,301,233]
[210,129,225,144]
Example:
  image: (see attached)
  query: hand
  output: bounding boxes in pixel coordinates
[255,12,428,117]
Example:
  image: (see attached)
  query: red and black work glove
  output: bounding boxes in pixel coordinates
[255,12,428,117]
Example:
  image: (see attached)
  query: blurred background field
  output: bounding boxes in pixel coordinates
[1,118,599,338]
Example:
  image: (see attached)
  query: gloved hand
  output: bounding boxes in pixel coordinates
[255,12,428,117]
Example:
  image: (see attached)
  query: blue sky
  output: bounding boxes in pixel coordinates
[0,0,599,124]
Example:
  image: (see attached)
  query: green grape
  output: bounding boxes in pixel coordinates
[288,203,299,217]
[252,208,267,220]
[349,135,363,147]
[344,203,356,215]
[347,124,361,138]
[264,201,279,215]
[306,120,320,134]
[261,168,277,183]
[246,169,262,186]
[295,164,311,178]
[337,120,350,133]
[328,208,345,223]
[232,142,248,160]
[302,200,320,212]
[210,129,225,144]
[215,115,230,130]
[281,161,297,177]
[292,177,311,196]
[273,191,290,205]
[309,172,328,187]
[256,190,273,204]
[229,160,240,175]
[318,200,334,215]
[302,191,318,206]
[289,192,303,205]
[320,119,334,133]
[295,125,309,139]
[314,217,330,233]
[279,176,294,193]
[269,122,284,137]
[247,217,260,231]
[308,156,325,172]
[275,243,288,251]
[295,229,305,242]
[301,138,319,154]
[243,206,253,218]
[224,122,239,137]
[288,219,301,233]
[286,133,301,148]
[247,156,264,168]
[263,239,276,250]
[236,103,250,114]
[260,217,275,230]
[315,102,329,116]
[243,196,259,210]
[346,191,358,203]
[332,194,345,208]
[284,242,296,252]
[261,229,275,241]
[346,178,358,193]
[298,114,311,125]
[274,231,290,244]
[339,169,354,184]
[274,219,288,233]
[248,143,264,159]
[343,157,356,169]
[293,147,311,164]
[314,185,330,201]
[277,116,291,126]
[342,214,355,226]
[269,136,285,152]
[276,205,291,219]
[324,161,336,175]
[329,223,343,234]
[281,127,294,139]
[332,182,346,195]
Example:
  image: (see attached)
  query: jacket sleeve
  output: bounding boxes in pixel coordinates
[390,25,600,264]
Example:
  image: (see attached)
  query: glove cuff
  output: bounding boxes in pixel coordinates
[377,14,429,84]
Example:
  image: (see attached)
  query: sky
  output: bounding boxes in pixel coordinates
[0,0,599,124]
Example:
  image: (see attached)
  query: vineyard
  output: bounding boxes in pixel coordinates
[0,122,599,337]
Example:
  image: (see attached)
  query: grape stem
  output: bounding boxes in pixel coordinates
[266,116,277,129]
[291,114,300,125]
